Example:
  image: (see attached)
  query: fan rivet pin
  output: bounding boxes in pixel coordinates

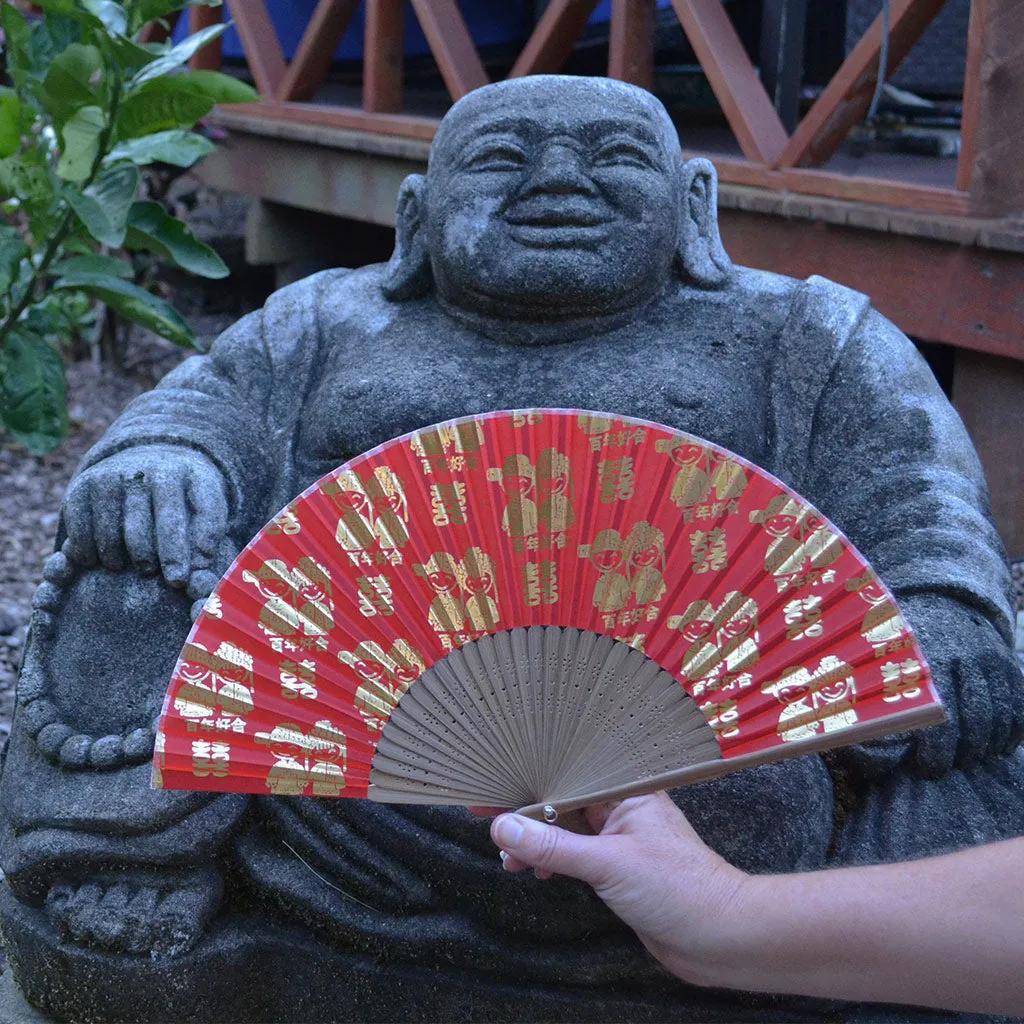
[542,804,557,823]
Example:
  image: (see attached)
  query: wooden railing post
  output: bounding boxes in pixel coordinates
[959,0,1024,217]
[608,0,656,90]
[278,0,360,103]
[365,0,405,113]
[189,3,223,71]
[510,0,601,78]
[225,0,286,98]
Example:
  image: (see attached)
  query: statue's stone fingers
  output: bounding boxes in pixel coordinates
[186,469,228,568]
[91,474,128,571]
[121,888,161,954]
[44,882,75,938]
[61,479,98,568]
[150,869,222,958]
[123,475,158,575]
[89,883,133,950]
[152,476,191,588]
[63,882,105,944]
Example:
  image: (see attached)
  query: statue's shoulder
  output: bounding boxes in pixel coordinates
[261,264,391,326]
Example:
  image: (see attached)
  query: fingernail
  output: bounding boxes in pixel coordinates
[493,814,525,848]
[499,850,508,864]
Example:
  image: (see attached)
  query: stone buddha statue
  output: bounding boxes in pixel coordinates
[2,76,1022,1023]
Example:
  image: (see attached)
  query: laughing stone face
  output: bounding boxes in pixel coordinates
[424,77,684,320]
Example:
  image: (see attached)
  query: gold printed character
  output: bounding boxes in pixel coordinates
[597,457,636,503]
[699,697,740,738]
[174,641,255,729]
[339,640,425,731]
[667,591,759,684]
[429,481,469,527]
[279,658,318,700]
[512,411,543,427]
[881,659,923,702]
[410,421,485,473]
[749,496,842,579]
[191,740,230,778]
[255,720,347,796]
[320,467,409,557]
[356,574,394,617]
[761,656,858,741]
[783,596,824,640]
[241,557,335,638]
[266,506,301,536]
[522,561,558,606]
[690,527,728,574]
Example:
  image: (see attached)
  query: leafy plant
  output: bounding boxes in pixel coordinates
[0,0,257,453]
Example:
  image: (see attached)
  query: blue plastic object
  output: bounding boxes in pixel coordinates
[175,0,675,64]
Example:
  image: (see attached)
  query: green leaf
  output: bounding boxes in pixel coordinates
[0,330,68,454]
[63,164,140,246]
[53,254,134,279]
[138,0,221,27]
[116,79,214,138]
[106,129,214,168]
[0,90,23,159]
[57,105,105,182]
[81,0,127,34]
[0,224,29,295]
[1,5,33,91]
[41,43,103,127]
[53,271,196,347]
[103,33,164,71]
[168,70,258,104]
[129,24,227,88]
[30,0,106,32]
[126,200,228,278]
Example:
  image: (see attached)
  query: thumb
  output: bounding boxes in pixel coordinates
[491,814,609,885]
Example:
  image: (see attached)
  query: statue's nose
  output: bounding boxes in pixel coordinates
[521,142,598,197]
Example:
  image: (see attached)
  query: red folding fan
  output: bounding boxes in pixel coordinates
[153,410,944,820]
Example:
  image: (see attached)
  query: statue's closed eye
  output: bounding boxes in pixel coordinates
[463,142,528,172]
[593,139,657,170]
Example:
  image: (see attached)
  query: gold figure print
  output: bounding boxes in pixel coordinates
[654,439,748,510]
[241,557,335,643]
[845,572,910,656]
[174,641,255,729]
[254,720,347,796]
[535,448,575,533]
[410,421,485,474]
[761,656,858,741]
[320,467,409,559]
[748,496,842,588]
[413,548,501,637]
[339,640,426,732]
[487,454,539,539]
[578,529,630,612]
[624,521,666,604]
[667,592,759,695]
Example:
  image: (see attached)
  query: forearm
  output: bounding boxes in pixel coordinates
[704,837,1024,1015]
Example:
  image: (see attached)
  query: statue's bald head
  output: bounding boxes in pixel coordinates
[384,76,731,333]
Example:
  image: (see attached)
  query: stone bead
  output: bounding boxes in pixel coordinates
[36,723,74,759]
[42,551,74,586]
[58,734,93,768]
[123,728,155,762]
[89,735,125,769]
[20,699,58,737]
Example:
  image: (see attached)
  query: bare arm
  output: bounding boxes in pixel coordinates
[489,794,1024,1015]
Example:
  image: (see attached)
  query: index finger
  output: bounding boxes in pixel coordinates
[186,470,228,569]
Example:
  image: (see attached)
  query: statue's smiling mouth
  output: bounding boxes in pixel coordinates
[504,201,614,248]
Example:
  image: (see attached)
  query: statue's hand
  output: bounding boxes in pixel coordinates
[44,866,222,958]
[62,446,229,588]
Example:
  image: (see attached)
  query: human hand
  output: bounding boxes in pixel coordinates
[62,446,229,588]
[488,793,749,986]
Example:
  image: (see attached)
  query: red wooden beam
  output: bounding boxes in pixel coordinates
[188,4,223,72]
[408,0,488,101]
[669,0,788,165]
[139,9,180,44]
[277,0,360,102]
[776,0,946,169]
[225,0,287,98]
[364,0,405,114]
[608,0,656,89]
[509,0,601,78]
[956,0,984,192]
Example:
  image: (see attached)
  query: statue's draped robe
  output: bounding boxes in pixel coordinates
[3,266,1023,991]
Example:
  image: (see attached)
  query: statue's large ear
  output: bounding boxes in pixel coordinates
[382,174,432,301]
[675,158,732,289]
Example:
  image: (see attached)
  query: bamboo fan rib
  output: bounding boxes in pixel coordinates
[368,627,720,807]
[153,409,945,812]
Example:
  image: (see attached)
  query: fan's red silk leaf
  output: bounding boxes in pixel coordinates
[153,410,941,798]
